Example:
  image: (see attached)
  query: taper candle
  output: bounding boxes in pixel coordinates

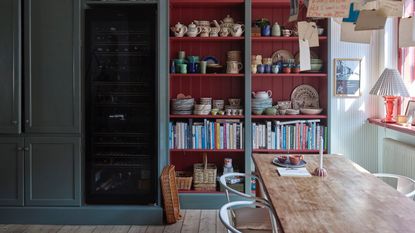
[319,136,324,169]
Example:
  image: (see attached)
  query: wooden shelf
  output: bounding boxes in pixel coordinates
[170,149,244,152]
[170,0,244,6]
[252,36,327,42]
[86,0,157,5]
[170,114,244,119]
[368,118,415,136]
[170,37,244,42]
[252,115,328,119]
[253,149,325,153]
[253,73,327,78]
[170,74,244,78]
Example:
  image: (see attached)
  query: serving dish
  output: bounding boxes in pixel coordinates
[291,84,319,110]
[300,108,323,115]
[272,157,307,168]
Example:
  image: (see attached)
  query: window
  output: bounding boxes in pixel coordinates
[398,0,415,114]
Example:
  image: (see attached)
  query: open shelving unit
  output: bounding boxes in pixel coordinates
[168,0,330,207]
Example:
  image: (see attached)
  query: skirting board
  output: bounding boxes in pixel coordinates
[0,205,163,225]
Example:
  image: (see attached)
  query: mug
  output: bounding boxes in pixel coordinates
[226,61,243,74]
[187,56,199,63]
[282,29,292,37]
[264,64,272,73]
[187,62,199,73]
[257,64,265,73]
[251,64,258,74]
[272,64,279,74]
[261,25,271,36]
[200,61,207,74]
[178,63,187,74]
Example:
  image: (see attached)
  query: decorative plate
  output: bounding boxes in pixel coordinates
[271,50,294,63]
[291,84,320,110]
[272,158,307,168]
[202,56,219,64]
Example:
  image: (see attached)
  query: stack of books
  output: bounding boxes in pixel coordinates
[252,120,328,150]
[169,119,244,150]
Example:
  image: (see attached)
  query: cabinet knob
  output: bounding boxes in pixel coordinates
[11,120,18,125]
[17,147,23,151]
[25,120,30,124]
[24,147,29,151]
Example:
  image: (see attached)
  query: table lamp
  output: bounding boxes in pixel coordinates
[369,68,410,123]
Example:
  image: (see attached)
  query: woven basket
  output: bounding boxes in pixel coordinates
[176,171,193,190]
[193,153,217,190]
[160,165,182,224]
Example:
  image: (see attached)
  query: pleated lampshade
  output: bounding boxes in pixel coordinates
[369,68,410,97]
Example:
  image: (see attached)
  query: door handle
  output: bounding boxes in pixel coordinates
[17,147,23,151]
[25,120,30,124]
[11,120,18,125]
[24,147,29,151]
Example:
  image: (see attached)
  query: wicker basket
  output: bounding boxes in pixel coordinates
[160,165,182,224]
[176,171,193,190]
[193,153,217,191]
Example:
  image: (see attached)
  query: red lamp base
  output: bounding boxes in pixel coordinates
[382,96,397,123]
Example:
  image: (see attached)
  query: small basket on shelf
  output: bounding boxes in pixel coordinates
[193,153,217,191]
[175,171,193,190]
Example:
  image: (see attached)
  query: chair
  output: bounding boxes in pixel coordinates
[373,173,415,198]
[219,200,279,233]
[219,173,278,233]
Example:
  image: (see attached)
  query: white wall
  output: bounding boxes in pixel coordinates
[329,19,380,172]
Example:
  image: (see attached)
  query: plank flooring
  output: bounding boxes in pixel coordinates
[0,210,228,233]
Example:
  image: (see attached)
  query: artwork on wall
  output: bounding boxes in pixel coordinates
[334,58,361,97]
[405,100,415,117]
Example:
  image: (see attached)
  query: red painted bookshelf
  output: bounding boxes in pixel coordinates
[170,114,245,119]
[251,36,328,42]
[252,115,328,120]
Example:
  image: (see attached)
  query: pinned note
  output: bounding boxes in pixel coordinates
[379,0,403,17]
[355,10,387,31]
[399,17,415,48]
[299,39,311,71]
[307,0,351,18]
[289,0,299,22]
[341,22,372,44]
[298,21,319,47]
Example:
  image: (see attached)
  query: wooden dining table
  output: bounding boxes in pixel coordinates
[252,153,415,233]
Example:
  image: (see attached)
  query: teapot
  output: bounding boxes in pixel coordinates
[210,20,221,37]
[230,24,244,37]
[219,27,230,37]
[186,22,201,37]
[170,22,188,37]
[252,90,272,99]
[220,15,235,29]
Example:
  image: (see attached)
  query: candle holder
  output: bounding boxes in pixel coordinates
[313,167,328,177]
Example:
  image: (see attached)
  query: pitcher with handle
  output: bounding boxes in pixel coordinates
[226,61,243,74]
[252,90,272,99]
[170,22,188,37]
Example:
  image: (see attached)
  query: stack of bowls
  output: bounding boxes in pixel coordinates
[252,98,272,115]
[227,51,242,62]
[171,98,195,115]
[310,59,323,72]
[194,98,212,115]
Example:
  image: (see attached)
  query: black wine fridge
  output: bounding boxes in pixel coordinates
[85,6,157,205]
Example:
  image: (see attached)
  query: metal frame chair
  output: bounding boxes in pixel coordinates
[219,200,279,233]
[373,173,415,198]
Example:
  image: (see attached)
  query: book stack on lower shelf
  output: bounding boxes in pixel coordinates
[169,119,244,150]
[252,119,327,151]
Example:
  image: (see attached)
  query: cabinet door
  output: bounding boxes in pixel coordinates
[0,0,21,134]
[24,0,80,134]
[25,137,81,206]
[0,137,24,206]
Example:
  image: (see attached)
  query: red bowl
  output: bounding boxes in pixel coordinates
[277,155,288,163]
[289,154,304,165]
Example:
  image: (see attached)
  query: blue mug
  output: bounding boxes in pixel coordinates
[257,64,265,73]
[261,25,271,36]
[272,64,279,74]
[265,64,272,73]
[187,62,199,73]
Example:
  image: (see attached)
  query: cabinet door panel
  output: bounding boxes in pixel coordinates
[0,137,24,206]
[0,0,21,134]
[25,137,81,206]
[24,0,80,133]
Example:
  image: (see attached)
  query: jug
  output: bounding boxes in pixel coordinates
[252,90,272,99]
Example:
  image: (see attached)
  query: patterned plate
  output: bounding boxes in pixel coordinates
[272,158,307,168]
[271,50,294,63]
[291,84,320,110]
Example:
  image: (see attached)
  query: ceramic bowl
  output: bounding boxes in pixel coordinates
[300,108,323,115]
[264,107,277,115]
[277,155,288,163]
[310,63,323,71]
[228,98,241,107]
[277,101,291,110]
[289,154,304,165]
[286,109,300,115]
[194,104,212,111]
[252,109,264,115]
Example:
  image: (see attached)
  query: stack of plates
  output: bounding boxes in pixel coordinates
[171,98,194,115]
[252,98,272,115]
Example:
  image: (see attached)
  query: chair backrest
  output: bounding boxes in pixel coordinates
[373,173,415,199]
[219,172,268,203]
[219,200,279,233]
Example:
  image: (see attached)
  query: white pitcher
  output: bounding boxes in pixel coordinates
[252,90,272,99]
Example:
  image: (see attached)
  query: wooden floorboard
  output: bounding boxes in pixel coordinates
[0,210,230,233]
[180,210,201,233]
[162,210,185,233]
[198,210,216,233]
